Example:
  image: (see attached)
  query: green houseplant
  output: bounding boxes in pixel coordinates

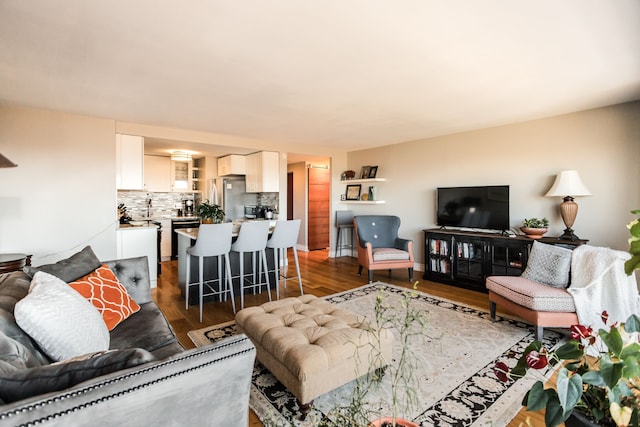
[494,312,640,427]
[196,200,225,224]
[521,217,550,239]
[625,210,640,275]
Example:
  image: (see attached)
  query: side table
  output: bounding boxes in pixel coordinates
[0,253,32,274]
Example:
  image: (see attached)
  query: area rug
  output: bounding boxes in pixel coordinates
[188,283,565,426]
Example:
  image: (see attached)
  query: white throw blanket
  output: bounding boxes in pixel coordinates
[568,245,640,333]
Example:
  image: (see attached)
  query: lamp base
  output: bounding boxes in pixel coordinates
[559,227,581,241]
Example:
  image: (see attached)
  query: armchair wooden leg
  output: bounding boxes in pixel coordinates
[408,267,413,281]
[490,301,496,320]
[535,327,544,342]
[358,265,363,276]
[368,270,373,283]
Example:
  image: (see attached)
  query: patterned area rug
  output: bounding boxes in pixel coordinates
[188,283,564,426]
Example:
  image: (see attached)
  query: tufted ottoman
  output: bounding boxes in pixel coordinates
[235,294,393,419]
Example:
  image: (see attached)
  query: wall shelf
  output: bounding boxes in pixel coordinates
[342,200,385,204]
[340,178,386,184]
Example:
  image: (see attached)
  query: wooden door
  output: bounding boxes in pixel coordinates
[308,167,330,250]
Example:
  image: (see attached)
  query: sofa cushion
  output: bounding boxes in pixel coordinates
[23,246,102,283]
[372,247,410,261]
[0,330,45,369]
[14,272,110,362]
[0,347,155,403]
[0,272,51,365]
[109,302,178,355]
[69,264,140,331]
[521,241,573,288]
[486,276,576,312]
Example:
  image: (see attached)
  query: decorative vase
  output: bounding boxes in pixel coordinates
[201,218,214,224]
[519,227,548,239]
[369,417,419,427]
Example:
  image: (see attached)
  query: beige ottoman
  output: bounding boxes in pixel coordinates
[235,294,393,419]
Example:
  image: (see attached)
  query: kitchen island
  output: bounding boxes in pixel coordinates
[116,223,158,288]
[175,221,277,305]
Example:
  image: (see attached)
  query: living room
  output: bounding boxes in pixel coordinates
[1,2,639,426]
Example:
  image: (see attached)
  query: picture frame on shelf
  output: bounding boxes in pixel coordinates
[360,166,370,179]
[346,184,362,200]
[368,166,378,178]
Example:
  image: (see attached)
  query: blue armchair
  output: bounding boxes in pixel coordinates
[353,215,414,283]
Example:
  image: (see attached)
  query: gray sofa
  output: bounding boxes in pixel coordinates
[0,251,255,426]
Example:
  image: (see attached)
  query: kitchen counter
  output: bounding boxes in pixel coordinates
[118,223,159,230]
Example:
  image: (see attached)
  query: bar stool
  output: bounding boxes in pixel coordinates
[231,221,271,310]
[185,223,235,323]
[335,210,354,257]
[266,219,303,300]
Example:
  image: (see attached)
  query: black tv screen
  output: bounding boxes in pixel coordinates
[436,185,510,231]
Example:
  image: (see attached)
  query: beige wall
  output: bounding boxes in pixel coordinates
[344,102,640,269]
[0,105,118,264]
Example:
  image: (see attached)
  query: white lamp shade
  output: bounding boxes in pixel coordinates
[545,170,592,197]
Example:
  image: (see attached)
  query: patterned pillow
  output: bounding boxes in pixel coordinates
[15,272,110,362]
[522,241,573,288]
[69,264,141,331]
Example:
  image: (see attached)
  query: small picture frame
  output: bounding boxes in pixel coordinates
[360,166,371,179]
[346,184,362,200]
[368,166,378,178]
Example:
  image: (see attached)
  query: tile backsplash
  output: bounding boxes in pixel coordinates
[117,190,279,219]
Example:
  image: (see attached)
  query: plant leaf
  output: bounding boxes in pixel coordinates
[554,340,584,360]
[544,395,569,427]
[556,368,582,414]
[582,370,607,387]
[600,327,623,358]
[511,341,542,377]
[624,314,640,333]
[524,381,549,411]
[599,354,624,389]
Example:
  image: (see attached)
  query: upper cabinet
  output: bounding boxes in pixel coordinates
[171,160,192,192]
[116,134,144,190]
[144,155,171,192]
[218,154,246,176]
[246,151,279,193]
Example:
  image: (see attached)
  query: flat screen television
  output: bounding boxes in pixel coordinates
[436,185,510,232]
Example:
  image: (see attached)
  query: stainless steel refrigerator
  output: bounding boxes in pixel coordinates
[217,177,256,221]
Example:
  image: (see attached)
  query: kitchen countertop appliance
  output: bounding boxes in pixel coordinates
[171,218,200,260]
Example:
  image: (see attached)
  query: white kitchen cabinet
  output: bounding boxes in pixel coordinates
[116,134,144,190]
[245,151,279,193]
[159,219,171,261]
[171,160,192,192]
[116,226,157,288]
[144,155,171,192]
[217,155,246,176]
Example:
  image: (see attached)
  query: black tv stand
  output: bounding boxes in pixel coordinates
[423,228,587,292]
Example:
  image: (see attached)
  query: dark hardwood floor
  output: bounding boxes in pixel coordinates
[152,250,545,426]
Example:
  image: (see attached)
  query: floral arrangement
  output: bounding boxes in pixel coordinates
[494,311,640,427]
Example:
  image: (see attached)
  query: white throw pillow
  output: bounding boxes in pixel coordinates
[15,271,110,362]
[521,241,573,288]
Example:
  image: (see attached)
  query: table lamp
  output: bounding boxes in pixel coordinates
[545,170,591,240]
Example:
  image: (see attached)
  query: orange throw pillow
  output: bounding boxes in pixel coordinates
[69,264,140,331]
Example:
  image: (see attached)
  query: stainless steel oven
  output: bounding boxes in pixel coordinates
[171,218,200,260]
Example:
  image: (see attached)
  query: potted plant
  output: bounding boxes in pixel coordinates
[196,200,225,224]
[493,311,640,427]
[521,217,550,239]
[318,282,428,427]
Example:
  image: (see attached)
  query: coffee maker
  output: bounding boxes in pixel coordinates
[183,199,194,217]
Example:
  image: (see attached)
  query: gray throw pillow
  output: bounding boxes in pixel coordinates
[0,348,155,403]
[24,246,101,283]
[522,241,573,288]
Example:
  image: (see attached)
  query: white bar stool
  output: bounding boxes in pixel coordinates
[231,221,271,310]
[266,219,303,300]
[185,223,235,323]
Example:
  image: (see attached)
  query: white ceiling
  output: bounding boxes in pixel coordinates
[1,1,639,158]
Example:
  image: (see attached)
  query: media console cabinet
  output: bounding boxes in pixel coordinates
[423,228,587,292]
